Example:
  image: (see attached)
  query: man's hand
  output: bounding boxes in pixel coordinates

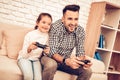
[65,55,92,69]
[43,46,50,55]
[83,55,93,69]
[77,55,93,69]
[65,57,84,69]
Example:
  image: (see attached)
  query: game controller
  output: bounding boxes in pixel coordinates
[35,42,47,49]
[80,60,91,64]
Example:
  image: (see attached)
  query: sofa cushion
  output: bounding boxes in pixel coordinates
[0,38,7,56]
[0,22,33,59]
[54,70,76,80]
[0,55,22,80]
[4,27,32,59]
[0,27,7,56]
[54,70,107,80]
[90,73,107,80]
[0,29,2,48]
[91,59,105,73]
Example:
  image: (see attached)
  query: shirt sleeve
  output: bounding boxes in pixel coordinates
[48,25,61,57]
[76,27,85,57]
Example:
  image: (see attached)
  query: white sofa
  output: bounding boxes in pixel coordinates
[0,22,107,80]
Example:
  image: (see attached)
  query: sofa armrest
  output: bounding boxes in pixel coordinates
[91,58,105,73]
[54,70,77,80]
[53,58,107,80]
[71,48,105,73]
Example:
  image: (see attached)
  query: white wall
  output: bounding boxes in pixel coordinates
[0,0,92,28]
[0,0,119,29]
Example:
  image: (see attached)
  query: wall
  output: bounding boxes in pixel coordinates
[0,0,92,28]
[0,0,119,29]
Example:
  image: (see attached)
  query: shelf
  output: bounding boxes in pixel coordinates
[112,50,120,54]
[118,29,120,32]
[118,24,120,29]
[113,32,120,51]
[96,47,111,52]
[101,24,117,30]
[96,48,111,71]
[108,73,120,80]
[110,53,120,73]
[85,2,120,80]
[108,71,120,75]
[101,27,116,50]
[102,9,120,28]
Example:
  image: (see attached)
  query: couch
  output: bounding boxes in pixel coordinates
[0,22,107,80]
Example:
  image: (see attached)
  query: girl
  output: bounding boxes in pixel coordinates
[17,13,52,80]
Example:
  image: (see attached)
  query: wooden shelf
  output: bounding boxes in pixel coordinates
[101,24,117,30]
[96,47,111,52]
[112,50,120,54]
[117,29,120,32]
[108,71,120,75]
[85,1,120,80]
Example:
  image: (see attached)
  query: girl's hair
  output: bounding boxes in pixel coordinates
[34,13,52,29]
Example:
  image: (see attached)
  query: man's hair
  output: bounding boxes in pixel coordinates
[63,4,80,15]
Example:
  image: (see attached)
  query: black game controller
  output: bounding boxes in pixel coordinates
[80,60,91,64]
[35,42,47,49]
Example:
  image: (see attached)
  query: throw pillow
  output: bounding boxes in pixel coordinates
[0,37,7,56]
[4,27,32,59]
[0,29,7,56]
[0,30,2,49]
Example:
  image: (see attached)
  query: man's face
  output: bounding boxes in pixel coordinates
[62,10,79,32]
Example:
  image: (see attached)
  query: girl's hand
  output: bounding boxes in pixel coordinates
[27,42,37,53]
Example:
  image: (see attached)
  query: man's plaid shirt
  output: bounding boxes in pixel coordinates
[49,19,85,58]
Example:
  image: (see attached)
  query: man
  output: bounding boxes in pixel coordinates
[41,4,92,80]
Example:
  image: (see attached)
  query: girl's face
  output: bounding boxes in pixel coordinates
[37,16,52,33]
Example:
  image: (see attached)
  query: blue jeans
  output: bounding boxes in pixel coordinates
[41,56,92,80]
[18,58,42,80]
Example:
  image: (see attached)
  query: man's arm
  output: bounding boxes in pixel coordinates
[48,23,64,61]
[76,26,85,56]
[52,53,84,69]
[75,26,92,69]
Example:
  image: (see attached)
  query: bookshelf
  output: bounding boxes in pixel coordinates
[84,1,120,80]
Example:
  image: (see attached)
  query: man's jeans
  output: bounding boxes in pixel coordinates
[41,56,92,80]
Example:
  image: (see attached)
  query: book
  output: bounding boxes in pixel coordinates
[118,20,120,29]
[94,53,98,59]
[94,52,102,61]
[98,34,105,48]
